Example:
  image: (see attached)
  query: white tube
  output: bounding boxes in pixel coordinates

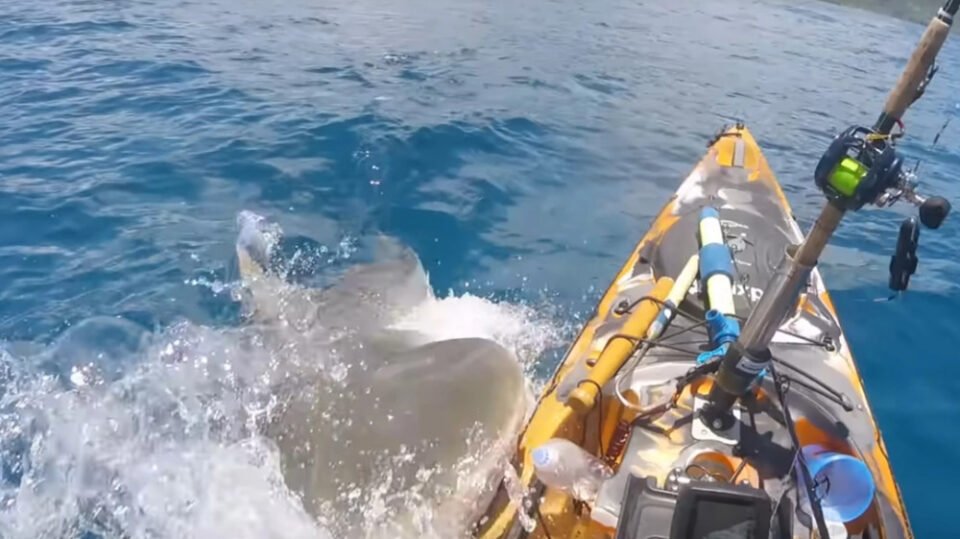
[646,254,699,339]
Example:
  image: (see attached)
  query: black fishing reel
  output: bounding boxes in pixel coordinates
[814,125,904,210]
[888,199,951,293]
[815,125,952,292]
[880,183,950,291]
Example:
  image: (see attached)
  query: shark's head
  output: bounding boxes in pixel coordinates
[234,211,528,537]
[236,210,432,335]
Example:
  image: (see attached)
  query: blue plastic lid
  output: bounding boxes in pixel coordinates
[801,445,876,522]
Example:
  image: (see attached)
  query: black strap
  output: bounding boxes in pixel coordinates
[771,367,832,539]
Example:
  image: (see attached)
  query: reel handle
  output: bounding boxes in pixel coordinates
[890,217,920,292]
[919,195,951,229]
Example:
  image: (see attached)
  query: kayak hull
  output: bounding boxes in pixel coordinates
[476,125,912,539]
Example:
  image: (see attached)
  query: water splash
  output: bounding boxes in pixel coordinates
[0,221,564,539]
[392,292,566,377]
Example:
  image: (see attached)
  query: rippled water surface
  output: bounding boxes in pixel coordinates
[2,0,959,536]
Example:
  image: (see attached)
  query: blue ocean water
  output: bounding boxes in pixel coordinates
[0,0,958,536]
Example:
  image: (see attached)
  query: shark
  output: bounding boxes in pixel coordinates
[234,211,528,538]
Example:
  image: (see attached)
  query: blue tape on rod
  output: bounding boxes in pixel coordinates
[699,243,734,282]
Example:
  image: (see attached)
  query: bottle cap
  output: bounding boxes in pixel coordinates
[532,447,555,468]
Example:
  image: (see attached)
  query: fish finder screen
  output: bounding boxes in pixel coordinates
[689,499,759,539]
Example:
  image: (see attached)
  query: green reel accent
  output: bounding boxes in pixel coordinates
[828,157,868,198]
[816,126,904,210]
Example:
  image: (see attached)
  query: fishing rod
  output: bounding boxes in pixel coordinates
[698,0,959,534]
[704,0,958,424]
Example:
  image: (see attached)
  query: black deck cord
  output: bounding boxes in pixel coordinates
[614,295,706,326]
[729,313,829,348]
[515,302,705,453]
[603,332,699,357]
[660,318,711,341]
[770,365,832,539]
[632,358,721,426]
[622,296,831,348]
[771,358,853,411]
[729,458,749,484]
[719,251,851,410]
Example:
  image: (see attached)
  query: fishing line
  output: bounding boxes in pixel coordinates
[729,458,749,484]
[874,291,901,303]
[684,462,732,483]
[662,339,711,347]
[932,113,953,147]
[613,336,704,413]
[660,318,711,340]
[911,103,957,175]
[770,366,831,539]
[729,314,831,348]
[516,298,706,451]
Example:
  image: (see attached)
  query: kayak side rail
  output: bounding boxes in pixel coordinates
[566,277,674,416]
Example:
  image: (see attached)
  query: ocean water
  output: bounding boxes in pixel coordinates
[0,0,958,536]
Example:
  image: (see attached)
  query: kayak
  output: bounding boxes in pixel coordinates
[471,2,960,535]
[474,124,912,539]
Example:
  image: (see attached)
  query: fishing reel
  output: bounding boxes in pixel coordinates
[815,125,952,292]
[814,125,905,210]
[880,171,952,292]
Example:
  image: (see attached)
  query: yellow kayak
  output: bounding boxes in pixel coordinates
[474,124,912,539]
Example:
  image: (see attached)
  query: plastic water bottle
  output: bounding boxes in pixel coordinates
[532,438,613,503]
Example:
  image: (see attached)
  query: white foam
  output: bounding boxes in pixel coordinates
[0,261,564,539]
[392,292,565,375]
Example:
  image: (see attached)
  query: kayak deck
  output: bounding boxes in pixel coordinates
[476,125,911,539]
